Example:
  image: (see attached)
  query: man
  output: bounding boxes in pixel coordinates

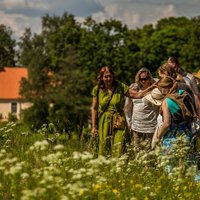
[168,56,200,121]
[168,57,200,100]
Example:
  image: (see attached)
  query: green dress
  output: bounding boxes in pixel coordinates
[91,81,130,157]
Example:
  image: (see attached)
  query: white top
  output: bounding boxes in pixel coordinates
[125,95,160,133]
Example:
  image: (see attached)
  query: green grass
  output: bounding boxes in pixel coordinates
[0,122,200,199]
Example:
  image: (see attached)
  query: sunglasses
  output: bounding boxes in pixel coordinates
[139,77,150,81]
[103,75,112,78]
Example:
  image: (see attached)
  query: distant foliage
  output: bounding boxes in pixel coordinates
[15,14,200,130]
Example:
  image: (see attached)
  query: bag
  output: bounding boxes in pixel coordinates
[113,113,125,129]
[167,91,197,121]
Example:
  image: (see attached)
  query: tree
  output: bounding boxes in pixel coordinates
[0,24,16,69]
[19,13,90,131]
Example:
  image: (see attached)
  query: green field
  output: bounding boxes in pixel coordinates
[0,122,200,200]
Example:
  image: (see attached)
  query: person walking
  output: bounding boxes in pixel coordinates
[124,68,160,151]
[91,66,155,157]
[154,76,196,173]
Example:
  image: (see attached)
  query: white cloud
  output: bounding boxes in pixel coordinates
[0,0,200,39]
[1,0,49,10]
[0,11,41,39]
[91,3,179,28]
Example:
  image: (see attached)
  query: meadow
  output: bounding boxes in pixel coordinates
[0,122,200,200]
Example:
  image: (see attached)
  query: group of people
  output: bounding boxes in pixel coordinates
[91,57,200,159]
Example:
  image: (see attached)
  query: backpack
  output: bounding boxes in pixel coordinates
[167,90,197,121]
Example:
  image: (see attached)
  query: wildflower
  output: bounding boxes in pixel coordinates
[79,189,84,196]
[60,195,69,200]
[21,173,29,179]
[112,189,119,194]
[53,144,65,151]
[135,184,143,188]
[93,184,101,190]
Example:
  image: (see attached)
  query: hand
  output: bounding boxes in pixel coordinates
[151,135,160,149]
[92,127,98,136]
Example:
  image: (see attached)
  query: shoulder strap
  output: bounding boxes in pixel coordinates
[98,84,117,120]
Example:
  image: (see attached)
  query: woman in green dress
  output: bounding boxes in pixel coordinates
[91,66,154,157]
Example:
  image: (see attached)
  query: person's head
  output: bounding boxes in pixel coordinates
[135,68,154,89]
[157,63,177,79]
[157,76,177,95]
[167,57,180,73]
[97,66,116,89]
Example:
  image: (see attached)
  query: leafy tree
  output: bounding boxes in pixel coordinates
[18,28,51,129]
[19,13,90,131]
[18,13,200,131]
[0,24,16,69]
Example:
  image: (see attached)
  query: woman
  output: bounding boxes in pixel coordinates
[125,68,159,151]
[157,63,193,97]
[156,76,196,172]
[91,66,154,157]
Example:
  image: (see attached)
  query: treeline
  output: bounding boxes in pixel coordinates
[0,13,200,132]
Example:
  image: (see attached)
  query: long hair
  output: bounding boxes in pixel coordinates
[157,63,177,79]
[157,76,178,94]
[97,66,116,89]
[135,68,154,88]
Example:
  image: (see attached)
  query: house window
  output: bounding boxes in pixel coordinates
[11,102,17,113]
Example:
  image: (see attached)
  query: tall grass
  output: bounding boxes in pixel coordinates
[0,122,200,199]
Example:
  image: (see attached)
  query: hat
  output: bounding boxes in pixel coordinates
[194,70,200,80]
[144,88,164,106]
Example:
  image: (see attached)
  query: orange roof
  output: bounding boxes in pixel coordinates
[0,67,28,99]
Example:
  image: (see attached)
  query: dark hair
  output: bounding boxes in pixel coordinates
[168,57,180,65]
[97,66,116,89]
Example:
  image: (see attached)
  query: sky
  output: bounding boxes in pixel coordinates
[1,0,200,39]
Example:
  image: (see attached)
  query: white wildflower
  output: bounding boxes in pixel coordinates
[53,144,65,150]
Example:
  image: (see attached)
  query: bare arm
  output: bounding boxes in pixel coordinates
[157,100,171,139]
[194,94,200,119]
[91,96,98,135]
[125,84,157,99]
[124,97,133,128]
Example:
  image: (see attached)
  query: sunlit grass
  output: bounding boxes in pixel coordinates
[0,122,200,199]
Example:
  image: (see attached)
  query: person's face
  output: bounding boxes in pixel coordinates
[139,72,151,88]
[167,59,178,72]
[160,86,170,95]
[102,71,113,86]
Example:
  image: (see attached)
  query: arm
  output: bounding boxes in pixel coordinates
[125,84,157,99]
[124,97,133,129]
[157,100,171,140]
[194,94,200,119]
[91,96,98,135]
[191,76,200,100]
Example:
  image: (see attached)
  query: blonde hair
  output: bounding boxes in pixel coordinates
[157,63,177,79]
[157,76,178,94]
[135,68,154,88]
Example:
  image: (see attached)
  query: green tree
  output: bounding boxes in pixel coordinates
[0,24,16,69]
[19,13,90,131]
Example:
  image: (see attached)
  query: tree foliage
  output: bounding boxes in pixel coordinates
[0,24,16,69]
[16,14,200,130]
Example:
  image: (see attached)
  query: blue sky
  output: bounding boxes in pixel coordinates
[0,0,200,39]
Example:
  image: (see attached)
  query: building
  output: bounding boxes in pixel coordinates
[0,67,31,121]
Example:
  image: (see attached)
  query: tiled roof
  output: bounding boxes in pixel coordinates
[0,67,28,99]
